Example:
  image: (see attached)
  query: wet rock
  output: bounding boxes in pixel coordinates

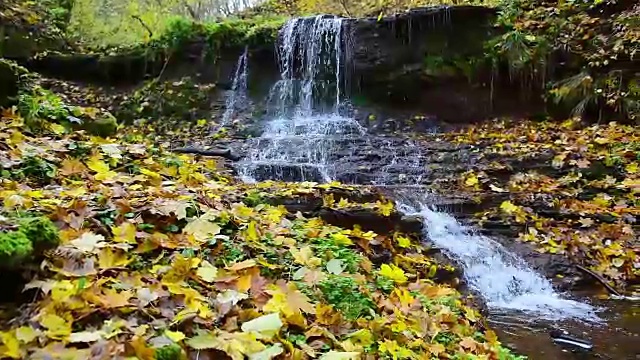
[267,195,323,214]
[319,208,422,236]
[549,329,593,351]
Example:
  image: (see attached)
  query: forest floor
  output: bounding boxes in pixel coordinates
[0,99,526,359]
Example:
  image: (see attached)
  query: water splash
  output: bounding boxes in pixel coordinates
[218,46,249,130]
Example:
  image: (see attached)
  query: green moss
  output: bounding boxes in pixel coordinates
[0,216,59,267]
[154,344,182,360]
[18,216,59,248]
[0,231,34,267]
[82,113,118,137]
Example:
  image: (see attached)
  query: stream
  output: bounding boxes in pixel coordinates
[228,15,639,360]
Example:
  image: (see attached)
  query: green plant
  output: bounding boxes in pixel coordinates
[319,275,374,320]
[14,156,58,184]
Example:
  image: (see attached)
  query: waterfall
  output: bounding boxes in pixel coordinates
[217,46,249,130]
[237,15,599,322]
[239,16,364,183]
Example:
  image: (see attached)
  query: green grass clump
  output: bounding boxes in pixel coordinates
[319,275,374,320]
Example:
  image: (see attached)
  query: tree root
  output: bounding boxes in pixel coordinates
[171,147,241,161]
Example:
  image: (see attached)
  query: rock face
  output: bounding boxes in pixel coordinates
[345,6,544,122]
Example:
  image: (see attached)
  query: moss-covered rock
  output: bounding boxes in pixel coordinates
[0,230,33,267]
[0,216,59,268]
[79,112,118,137]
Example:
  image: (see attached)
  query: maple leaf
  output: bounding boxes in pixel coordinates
[70,232,106,253]
[111,222,137,243]
[86,156,117,181]
[183,216,221,242]
[263,281,315,317]
[59,158,87,176]
[98,247,131,269]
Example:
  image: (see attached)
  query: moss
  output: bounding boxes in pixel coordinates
[154,344,182,360]
[18,216,59,248]
[82,113,118,137]
[0,216,59,267]
[0,231,34,267]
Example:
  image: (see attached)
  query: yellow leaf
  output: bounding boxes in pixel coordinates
[331,232,353,246]
[625,162,638,174]
[392,288,414,308]
[165,330,186,343]
[241,313,283,335]
[86,156,116,181]
[98,248,131,269]
[246,221,260,241]
[345,329,374,347]
[0,331,21,359]
[183,216,221,242]
[396,236,411,248]
[379,264,407,284]
[196,261,219,283]
[49,123,67,135]
[227,259,257,272]
[15,326,38,344]
[318,351,360,360]
[112,222,137,243]
[40,313,72,340]
[499,200,519,214]
[290,246,321,268]
[465,173,479,187]
[376,201,394,217]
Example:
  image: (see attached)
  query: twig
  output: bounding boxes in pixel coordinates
[131,15,153,38]
[576,264,622,297]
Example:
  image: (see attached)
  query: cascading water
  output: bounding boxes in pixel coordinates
[217,46,249,130]
[237,15,598,321]
[394,193,599,321]
[239,16,365,183]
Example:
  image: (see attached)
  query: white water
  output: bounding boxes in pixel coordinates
[395,198,600,321]
[217,46,249,130]
[237,15,599,322]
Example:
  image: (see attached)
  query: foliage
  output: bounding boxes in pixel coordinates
[13,85,118,136]
[0,0,69,57]
[68,0,286,48]
[438,118,639,290]
[0,102,523,359]
[251,0,499,18]
[488,0,640,121]
[117,77,217,124]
